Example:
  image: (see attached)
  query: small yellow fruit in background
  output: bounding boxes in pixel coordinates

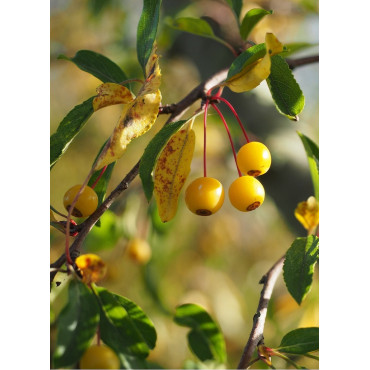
[80,344,120,369]
[126,238,152,264]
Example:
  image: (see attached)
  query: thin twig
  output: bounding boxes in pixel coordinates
[286,55,319,70]
[237,255,285,369]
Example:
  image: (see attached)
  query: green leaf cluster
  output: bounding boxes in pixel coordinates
[52,279,157,369]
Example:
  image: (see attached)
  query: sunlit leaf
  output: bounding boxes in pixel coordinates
[227,43,267,80]
[94,286,156,360]
[266,55,305,120]
[283,236,319,305]
[225,33,283,92]
[95,53,162,170]
[53,279,99,368]
[58,50,128,83]
[96,90,161,169]
[140,120,187,201]
[87,139,115,228]
[93,83,135,111]
[154,126,195,222]
[298,132,319,200]
[277,327,319,354]
[137,0,162,75]
[240,8,273,40]
[75,254,107,284]
[50,97,94,169]
[174,303,227,364]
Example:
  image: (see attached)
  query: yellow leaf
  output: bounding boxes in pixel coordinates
[294,196,319,232]
[141,47,161,95]
[95,50,162,170]
[225,33,283,93]
[75,253,107,284]
[154,126,196,222]
[93,83,135,111]
[96,89,162,169]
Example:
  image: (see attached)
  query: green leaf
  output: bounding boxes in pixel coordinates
[226,43,267,80]
[266,55,305,120]
[297,132,319,200]
[283,236,319,305]
[167,17,230,50]
[58,50,128,83]
[84,210,120,251]
[277,327,319,354]
[280,42,318,57]
[240,8,273,40]
[174,303,227,364]
[50,97,94,168]
[53,279,100,368]
[87,140,116,227]
[94,286,156,360]
[137,0,162,75]
[225,0,243,22]
[139,120,187,202]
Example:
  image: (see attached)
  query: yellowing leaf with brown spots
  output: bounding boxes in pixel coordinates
[154,128,196,222]
[141,47,161,94]
[93,83,135,111]
[225,33,283,93]
[96,89,161,169]
[95,52,162,170]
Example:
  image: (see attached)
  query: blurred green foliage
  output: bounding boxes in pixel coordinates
[51,0,318,368]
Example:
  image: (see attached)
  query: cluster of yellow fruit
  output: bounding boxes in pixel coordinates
[185,142,271,215]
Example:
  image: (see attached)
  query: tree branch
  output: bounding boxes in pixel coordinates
[50,68,229,284]
[237,255,285,369]
[50,54,317,284]
[286,55,319,70]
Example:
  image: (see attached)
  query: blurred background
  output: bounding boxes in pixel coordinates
[50,0,318,368]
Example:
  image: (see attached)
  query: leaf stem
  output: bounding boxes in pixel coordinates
[203,100,209,177]
[210,103,242,177]
[272,351,303,369]
[90,166,107,189]
[215,96,250,143]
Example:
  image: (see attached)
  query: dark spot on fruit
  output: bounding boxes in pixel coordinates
[247,202,261,211]
[66,205,83,218]
[56,281,61,287]
[247,170,261,177]
[196,209,212,216]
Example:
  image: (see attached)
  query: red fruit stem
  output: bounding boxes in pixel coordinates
[215,96,250,143]
[211,103,242,177]
[97,325,101,346]
[90,166,107,189]
[203,100,210,178]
